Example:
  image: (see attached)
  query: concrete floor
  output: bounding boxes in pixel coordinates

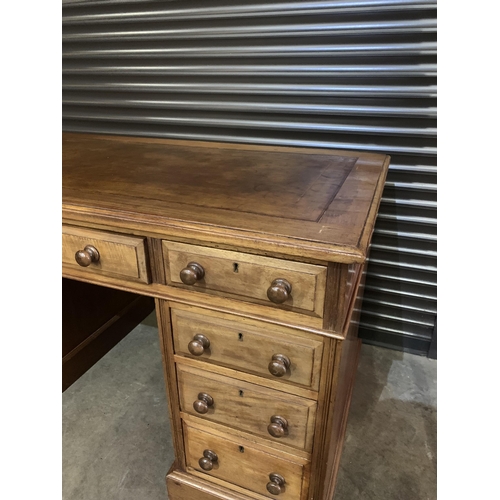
[62,314,436,500]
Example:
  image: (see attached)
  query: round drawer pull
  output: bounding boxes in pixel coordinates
[268,354,291,377]
[267,278,292,304]
[193,393,214,414]
[75,245,100,267]
[199,449,218,471]
[268,416,288,438]
[180,262,205,285]
[266,473,286,495]
[188,334,210,356]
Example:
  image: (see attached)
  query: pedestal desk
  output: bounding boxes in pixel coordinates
[62,132,389,500]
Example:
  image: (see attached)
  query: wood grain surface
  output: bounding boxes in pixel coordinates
[171,306,324,391]
[177,363,317,451]
[183,419,307,500]
[167,467,265,500]
[62,132,390,500]
[62,225,150,283]
[163,241,326,316]
[63,133,390,264]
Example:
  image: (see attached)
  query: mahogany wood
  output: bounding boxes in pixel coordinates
[62,132,389,500]
[183,419,307,500]
[62,225,150,283]
[63,133,390,263]
[171,305,324,391]
[320,262,369,499]
[163,241,327,317]
[145,237,167,285]
[180,413,312,462]
[176,363,317,451]
[155,300,187,466]
[167,467,259,500]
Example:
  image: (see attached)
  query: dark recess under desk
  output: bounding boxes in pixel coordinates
[62,278,155,391]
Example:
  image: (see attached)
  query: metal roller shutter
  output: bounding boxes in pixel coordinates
[62,0,437,356]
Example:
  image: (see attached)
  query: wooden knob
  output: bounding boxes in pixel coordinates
[199,450,218,471]
[268,416,288,438]
[266,473,285,495]
[75,245,100,267]
[193,393,214,414]
[268,354,291,377]
[180,262,205,285]
[188,334,210,356]
[267,279,292,304]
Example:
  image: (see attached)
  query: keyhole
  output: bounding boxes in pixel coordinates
[238,333,243,341]
[233,262,239,273]
[239,446,245,453]
[239,390,244,397]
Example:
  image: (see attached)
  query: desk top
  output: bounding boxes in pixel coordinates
[63,133,389,263]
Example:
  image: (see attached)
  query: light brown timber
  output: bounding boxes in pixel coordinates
[171,305,324,391]
[163,240,327,317]
[176,363,317,451]
[62,132,390,500]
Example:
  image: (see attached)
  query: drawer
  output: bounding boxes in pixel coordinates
[62,225,150,283]
[177,364,317,452]
[163,241,327,317]
[184,420,307,500]
[171,307,324,391]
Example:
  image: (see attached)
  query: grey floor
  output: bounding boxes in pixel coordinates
[62,314,436,500]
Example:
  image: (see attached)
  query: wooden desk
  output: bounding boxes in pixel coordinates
[62,132,389,500]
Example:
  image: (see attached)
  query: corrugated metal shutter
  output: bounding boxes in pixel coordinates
[62,0,437,356]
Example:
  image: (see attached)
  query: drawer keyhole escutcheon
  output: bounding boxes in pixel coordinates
[268,416,289,438]
[268,354,291,377]
[199,450,218,471]
[193,393,214,414]
[188,334,210,356]
[180,262,205,285]
[267,473,286,495]
[267,279,292,304]
[75,245,100,267]
[233,262,239,273]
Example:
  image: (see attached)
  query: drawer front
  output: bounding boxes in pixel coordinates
[163,241,327,317]
[184,421,307,500]
[62,226,150,283]
[177,364,316,451]
[171,307,323,391]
